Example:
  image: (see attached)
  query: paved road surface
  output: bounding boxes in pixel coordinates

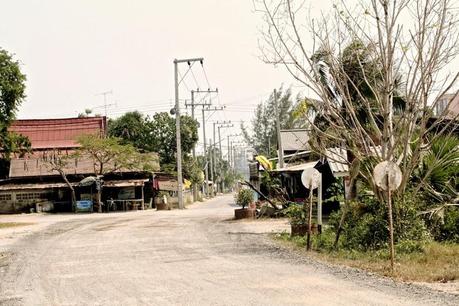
[0,195,457,305]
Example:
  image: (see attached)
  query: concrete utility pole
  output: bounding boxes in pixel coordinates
[173,57,203,209]
[209,138,214,196]
[275,88,284,169]
[201,106,224,198]
[216,122,233,193]
[212,124,216,195]
[186,89,218,199]
[187,89,215,201]
[226,134,242,166]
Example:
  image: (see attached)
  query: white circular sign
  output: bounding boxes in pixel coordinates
[373,161,402,191]
[301,168,321,190]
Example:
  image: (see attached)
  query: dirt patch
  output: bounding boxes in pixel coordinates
[1,195,458,305]
[0,222,35,229]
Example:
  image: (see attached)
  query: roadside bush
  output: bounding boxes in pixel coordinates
[329,193,430,251]
[284,203,308,225]
[395,240,425,254]
[234,188,253,209]
[425,206,459,243]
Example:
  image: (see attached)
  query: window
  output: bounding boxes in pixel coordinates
[0,194,12,201]
[16,192,46,201]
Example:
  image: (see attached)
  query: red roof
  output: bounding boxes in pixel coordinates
[9,117,106,150]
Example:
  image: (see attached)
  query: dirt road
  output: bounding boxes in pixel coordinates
[0,195,457,305]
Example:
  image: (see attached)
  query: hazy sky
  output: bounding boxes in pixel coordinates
[1,0,338,152]
[2,0,459,153]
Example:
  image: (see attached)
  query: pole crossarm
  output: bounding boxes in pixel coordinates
[192,89,218,93]
[174,58,204,64]
[185,101,211,108]
[204,106,225,113]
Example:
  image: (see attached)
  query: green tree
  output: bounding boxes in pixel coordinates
[241,86,298,157]
[108,111,200,182]
[76,134,159,212]
[108,111,149,150]
[0,48,29,178]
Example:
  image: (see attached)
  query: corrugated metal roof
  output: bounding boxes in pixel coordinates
[9,156,96,178]
[274,161,319,172]
[9,154,158,178]
[280,129,310,151]
[9,117,106,150]
[326,148,349,177]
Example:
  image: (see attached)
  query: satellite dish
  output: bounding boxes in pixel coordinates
[373,161,402,191]
[301,168,321,190]
[170,107,176,115]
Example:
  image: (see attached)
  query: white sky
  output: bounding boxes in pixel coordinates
[5,1,456,153]
[0,0,335,152]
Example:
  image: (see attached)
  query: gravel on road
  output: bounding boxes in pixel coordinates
[0,194,458,306]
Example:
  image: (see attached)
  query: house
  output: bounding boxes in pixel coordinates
[0,116,158,213]
[8,116,106,154]
[435,93,459,118]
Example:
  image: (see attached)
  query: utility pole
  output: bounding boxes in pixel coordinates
[275,88,284,169]
[96,90,113,117]
[201,106,224,198]
[216,122,233,193]
[173,57,203,209]
[186,89,218,199]
[209,137,214,196]
[212,124,216,196]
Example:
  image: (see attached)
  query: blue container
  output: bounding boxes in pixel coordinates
[76,200,93,213]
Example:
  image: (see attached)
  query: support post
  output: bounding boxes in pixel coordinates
[218,126,223,193]
[174,59,184,209]
[202,107,208,198]
[317,173,322,234]
[275,88,284,169]
[306,186,313,251]
[191,90,197,202]
[173,57,203,209]
[212,123,217,195]
[209,138,214,197]
[387,173,395,273]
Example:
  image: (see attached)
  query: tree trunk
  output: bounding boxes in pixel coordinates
[97,190,102,213]
[334,199,348,249]
[59,170,77,212]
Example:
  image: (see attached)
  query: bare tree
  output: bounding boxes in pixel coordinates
[254,0,459,197]
[44,150,77,212]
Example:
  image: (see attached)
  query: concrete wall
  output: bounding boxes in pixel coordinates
[0,190,54,213]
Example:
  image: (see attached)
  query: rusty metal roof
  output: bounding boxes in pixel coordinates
[9,117,106,150]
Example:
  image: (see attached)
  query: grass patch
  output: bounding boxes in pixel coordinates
[273,231,459,283]
[0,222,34,229]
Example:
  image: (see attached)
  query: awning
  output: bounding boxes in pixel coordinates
[0,182,77,191]
[103,179,148,188]
[273,161,319,172]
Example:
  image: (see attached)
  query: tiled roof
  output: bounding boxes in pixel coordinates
[280,129,310,151]
[9,117,106,150]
